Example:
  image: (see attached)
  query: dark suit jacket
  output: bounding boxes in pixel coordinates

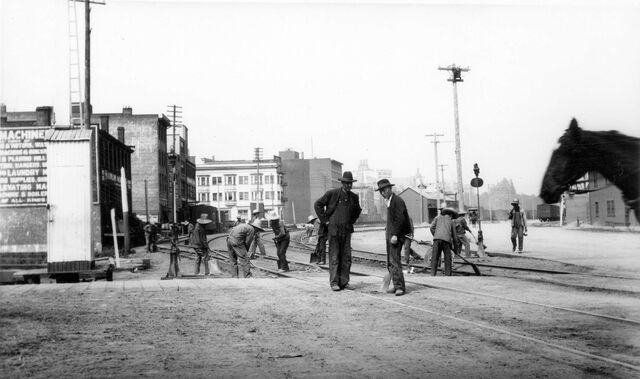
[314,187,362,236]
[386,194,412,240]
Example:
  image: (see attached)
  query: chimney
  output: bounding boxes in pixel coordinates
[36,106,54,126]
[117,126,125,143]
[122,107,132,116]
[100,115,110,132]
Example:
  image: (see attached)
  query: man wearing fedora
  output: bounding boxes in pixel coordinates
[377,179,411,296]
[314,171,362,291]
[227,218,265,278]
[191,213,213,276]
[508,198,527,253]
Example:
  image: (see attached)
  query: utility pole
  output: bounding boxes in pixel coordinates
[167,105,182,224]
[426,133,444,206]
[439,164,448,205]
[254,147,263,212]
[438,63,470,212]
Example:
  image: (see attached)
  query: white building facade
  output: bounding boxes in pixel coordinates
[196,157,285,222]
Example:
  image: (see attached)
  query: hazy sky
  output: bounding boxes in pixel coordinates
[2,0,639,196]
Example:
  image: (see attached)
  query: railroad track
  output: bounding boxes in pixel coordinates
[153,230,640,373]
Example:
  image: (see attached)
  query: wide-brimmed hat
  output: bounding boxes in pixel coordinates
[441,208,458,218]
[196,213,212,224]
[307,215,317,223]
[250,219,265,232]
[376,179,394,192]
[266,211,280,221]
[336,171,357,183]
[511,198,520,205]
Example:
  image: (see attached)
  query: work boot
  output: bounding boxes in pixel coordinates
[395,289,405,296]
[331,284,341,291]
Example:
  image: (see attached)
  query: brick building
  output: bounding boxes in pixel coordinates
[92,107,178,223]
[279,149,342,224]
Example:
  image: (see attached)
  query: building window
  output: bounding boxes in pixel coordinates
[239,192,249,201]
[238,209,248,218]
[225,176,236,185]
[239,176,249,185]
[277,191,282,200]
[265,191,274,200]
[265,175,274,184]
[212,193,217,201]
[197,176,209,186]
[198,192,209,202]
[593,174,598,189]
[277,175,282,185]
[251,174,262,185]
[606,200,615,217]
[594,202,599,218]
[225,191,236,201]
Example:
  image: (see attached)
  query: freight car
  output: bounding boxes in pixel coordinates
[537,203,560,222]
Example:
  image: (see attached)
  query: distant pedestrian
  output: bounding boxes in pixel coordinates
[270,214,290,272]
[227,219,264,278]
[313,220,328,265]
[454,210,474,257]
[429,206,459,276]
[403,217,422,264]
[183,220,194,245]
[304,215,316,239]
[469,209,478,228]
[191,214,212,276]
[377,179,410,296]
[248,210,266,257]
[508,199,528,253]
[143,222,157,253]
[314,171,362,291]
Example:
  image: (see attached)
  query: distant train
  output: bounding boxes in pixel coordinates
[537,203,560,222]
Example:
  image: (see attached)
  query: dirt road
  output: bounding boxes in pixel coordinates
[1,225,639,378]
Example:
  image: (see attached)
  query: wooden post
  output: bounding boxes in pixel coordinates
[110,208,120,268]
[121,167,130,256]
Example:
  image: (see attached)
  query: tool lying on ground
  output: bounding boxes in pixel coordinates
[405,235,481,276]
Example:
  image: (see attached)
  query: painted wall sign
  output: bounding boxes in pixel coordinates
[0,127,48,206]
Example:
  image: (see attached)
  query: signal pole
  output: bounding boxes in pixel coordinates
[438,63,470,212]
[426,133,444,206]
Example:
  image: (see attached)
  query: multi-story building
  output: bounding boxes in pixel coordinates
[92,107,173,223]
[196,156,284,223]
[279,149,342,224]
[167,124,197,222]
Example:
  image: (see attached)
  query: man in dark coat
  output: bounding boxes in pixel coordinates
[314,171,362,291]
[377,179,411,296]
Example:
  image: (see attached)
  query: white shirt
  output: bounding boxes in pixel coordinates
[385,193,393,208]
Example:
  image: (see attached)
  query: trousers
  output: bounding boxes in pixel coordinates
[194,248,210,275]
[328,232,352,289]
[227,239,251,278]
[431,239,452,276]
[511,226,524,252]
[386,237,405,292]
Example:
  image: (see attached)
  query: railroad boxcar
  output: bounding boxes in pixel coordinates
[537,203,560,222]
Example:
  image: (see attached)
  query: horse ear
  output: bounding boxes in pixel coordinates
[567,118,581,141]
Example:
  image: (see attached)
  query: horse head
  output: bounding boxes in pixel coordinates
[539,119,587,203]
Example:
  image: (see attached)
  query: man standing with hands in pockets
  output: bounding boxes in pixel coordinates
[377,179,411,296]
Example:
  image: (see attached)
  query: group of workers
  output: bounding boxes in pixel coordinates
[152,170,528,296]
